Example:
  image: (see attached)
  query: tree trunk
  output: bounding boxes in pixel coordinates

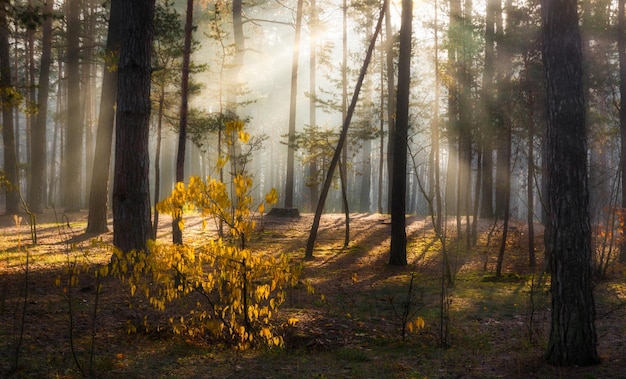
[29,0,53,213]
[308,0,319,212]
[112,0,155,253]
[525,56,536,268]
[305,1,385,259]
[480,0,498,219]
[446,0,461,218]
[83,1,97,210]
[384,0,395,214]
[618,0,626,263]
[389,0,412,266]
[172,0,194,245]
[153,92,165,240]
[26,0,35,205]
[360,138,372,212]
[86,0,122,234]
[378,40,385,214]
[0,0,18,213]
[284,0,304,209]
[541,0,599,366]
[64,0,83,212]
[495,125,511,277]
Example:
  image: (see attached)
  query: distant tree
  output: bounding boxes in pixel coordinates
[151,0,184,239]
[479,0,498,220]
[29,0,53,214]
[112,0,155,253]
[284,0,304,209]
[0,0,19,213]
[383,0,395,214]
[86,0,122,234]
[64,0,83,212]
[619,0,626,263]
[308,0,320,212]
[541,0,599,366]
[388,0,411,266]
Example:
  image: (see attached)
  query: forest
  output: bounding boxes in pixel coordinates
[1,0,626,377]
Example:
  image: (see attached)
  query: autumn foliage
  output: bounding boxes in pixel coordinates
[109,121,300,348]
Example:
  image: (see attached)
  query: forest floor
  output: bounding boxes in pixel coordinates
[1,209,626,378]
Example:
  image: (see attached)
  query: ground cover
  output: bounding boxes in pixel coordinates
[1,210,625,378]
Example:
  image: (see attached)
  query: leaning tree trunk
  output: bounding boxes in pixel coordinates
[305,1,386,260]
[541,0,599,366]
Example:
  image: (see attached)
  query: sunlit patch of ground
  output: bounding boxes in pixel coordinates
[1,209,625,378]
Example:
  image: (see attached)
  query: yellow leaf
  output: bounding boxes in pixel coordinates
[288,318,299,326]
[239,131,250,144]
[413,316,425,330]
[265,188,278,205]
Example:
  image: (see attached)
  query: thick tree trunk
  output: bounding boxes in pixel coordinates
[112,0,155,253]
[389,0,412,266]
[541,0,599,366]
[86,0,122,234]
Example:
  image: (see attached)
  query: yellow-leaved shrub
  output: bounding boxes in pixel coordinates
[110,121,300,348]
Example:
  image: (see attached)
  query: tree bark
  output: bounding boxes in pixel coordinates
[86,0,122,234]
[541,0,599,366]
[389,0,412,266]
[172,0,194,245]
[308,0,319,212]
[28,1,53,213]
[284,0,304,209]
[64,0,83,212]
[479,0,498,219]
[112,0,155,253]
[0,0,18,213]
[305,1,385,259]
[384,0,395,214]
[618,0,626,263]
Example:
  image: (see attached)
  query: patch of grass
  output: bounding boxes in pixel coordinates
[335,346,371,362]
